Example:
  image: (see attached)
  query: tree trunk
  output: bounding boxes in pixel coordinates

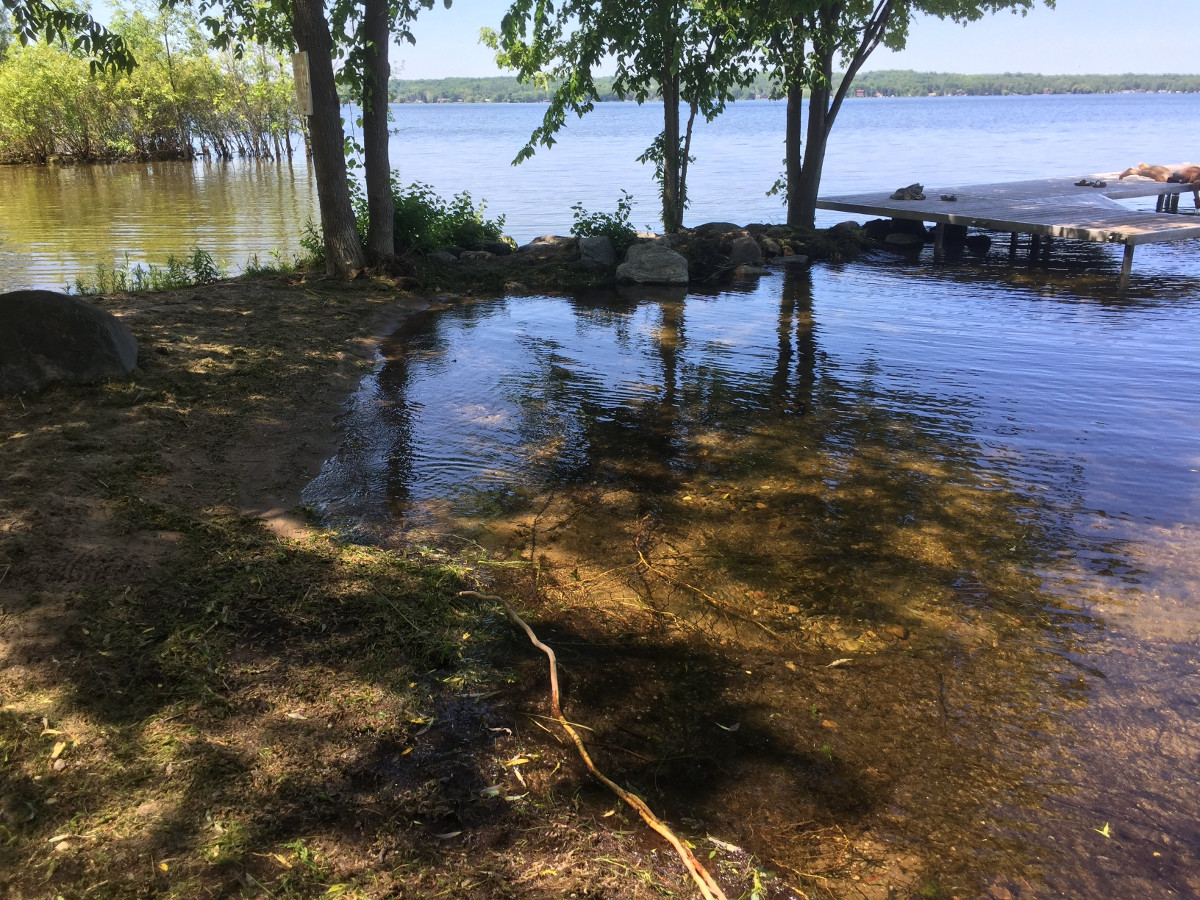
[362,0,395,264]
[291,0,365,276]
[784,76,805,227]
[661,72,682,233]
[791,77,829,230]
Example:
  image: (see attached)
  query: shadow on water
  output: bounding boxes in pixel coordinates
[305,266,1200,898]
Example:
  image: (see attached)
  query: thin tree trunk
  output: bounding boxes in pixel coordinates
[661,72,682,233]
[362,0,395,264]
[785,76,805,227]
[291,0,366,276]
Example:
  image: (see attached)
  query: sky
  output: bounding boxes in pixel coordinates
[391,0,1200,81]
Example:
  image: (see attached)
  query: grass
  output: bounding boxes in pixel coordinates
[1,272,754,900]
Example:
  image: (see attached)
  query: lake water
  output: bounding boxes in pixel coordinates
[8,94,1200,896]
[3,92,1200,290]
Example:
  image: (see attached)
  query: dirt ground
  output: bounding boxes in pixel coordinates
[1,272,1053,900]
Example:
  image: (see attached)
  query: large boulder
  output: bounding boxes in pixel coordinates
[0,290,139,393]
[616,242,690,285]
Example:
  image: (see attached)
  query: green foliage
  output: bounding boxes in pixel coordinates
[0,1,298,164]
[349,175,508,253]
[570,190,637,254]
[72,247,225,295]
[486,0,758,232]
[1,0,134,73]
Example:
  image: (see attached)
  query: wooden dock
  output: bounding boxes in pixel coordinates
[817,169,1200,289]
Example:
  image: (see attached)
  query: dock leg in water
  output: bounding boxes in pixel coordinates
[1029,234,1042,263]
[933,223,945,260]
[1119,243,1135,291]
[1009,232,1018,259]
[1157,194,1165,213]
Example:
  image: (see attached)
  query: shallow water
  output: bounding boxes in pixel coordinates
[306,243,1200,896]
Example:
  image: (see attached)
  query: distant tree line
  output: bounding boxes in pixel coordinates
[0,2,298,164]
[389,70,1200,104]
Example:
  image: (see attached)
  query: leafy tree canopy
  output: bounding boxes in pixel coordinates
[1,0,135,72]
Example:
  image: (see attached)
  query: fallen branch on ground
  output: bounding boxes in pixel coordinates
[460,589,728,900]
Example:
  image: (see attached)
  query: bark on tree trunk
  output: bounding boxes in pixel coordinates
[785,77,805,227]
[793,78,830,230]
[362,0,395,264]
[292,0,365,276]
[661,72,682,233]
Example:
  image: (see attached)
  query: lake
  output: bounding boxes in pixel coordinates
[3,92,1200,290]
[8,93,1200,896]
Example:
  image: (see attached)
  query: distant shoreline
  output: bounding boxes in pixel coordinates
[387,70,1200,104]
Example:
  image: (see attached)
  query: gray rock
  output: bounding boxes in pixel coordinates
[459,250,495,263]
[760,237,782,257]
[429,250,458,264]
[830,220,861,236]
[517,235,578,261]
[1,290,138,393]
[690,222,743,237]
[475,240,513,257]
[579,235,616,268]
[616,242,690,285]
[889,183,925,201]
[728,235,763,266]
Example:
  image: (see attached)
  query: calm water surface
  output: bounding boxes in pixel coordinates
[6,93,1200,894]
[3,93,1200,290]
[306,242,1200,895]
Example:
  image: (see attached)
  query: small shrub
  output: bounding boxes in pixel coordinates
[570,191,637,255]
[347,174,509,254]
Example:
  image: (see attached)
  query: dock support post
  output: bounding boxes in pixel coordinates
[1156,194,1165,213]
[1009,232,1018,258]
[1119,243,1135,291]
[933,223,945,259]
[1029,234,1041,262]
[1170,193,1180,214]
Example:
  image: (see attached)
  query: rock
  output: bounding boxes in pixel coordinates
[883,232,925,250]
[616,243,690,285]
[733,265,771,280]
[965,234,992,255]
[503,281,530,294]
[889,182,925,201]
[517,235,578,261]
[0,290,138,394]
[829,220,861,237]
[683,223,761,281]
[888,218,930,238]
[728,235,763,266]
[579,235,616,268]
[690,222,743,238]
[474,240,513,257]
[759,236,782,257]
[428,250,458,264]
[458,250,494,263]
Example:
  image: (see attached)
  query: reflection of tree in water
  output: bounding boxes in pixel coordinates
[313,279,1129,896]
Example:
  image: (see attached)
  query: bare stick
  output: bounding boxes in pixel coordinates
[460,590,728,900]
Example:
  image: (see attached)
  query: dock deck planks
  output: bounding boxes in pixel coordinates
[817,170,1200,287]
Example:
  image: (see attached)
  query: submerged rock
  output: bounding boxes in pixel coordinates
[0,290,138,393]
